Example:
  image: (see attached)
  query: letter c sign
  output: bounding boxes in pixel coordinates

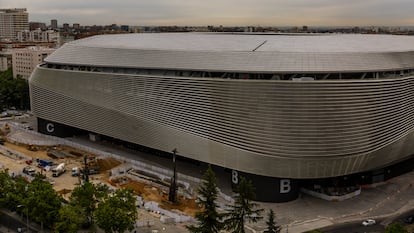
[46,123,55,133]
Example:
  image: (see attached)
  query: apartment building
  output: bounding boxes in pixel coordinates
[0,8,29,40]
[12,46,55,79]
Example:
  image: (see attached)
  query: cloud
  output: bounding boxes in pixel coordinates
[3,0,414,26]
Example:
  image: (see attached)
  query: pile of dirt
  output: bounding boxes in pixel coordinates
[113,178,200,217]
[5,142,50,159]
[159,195,200,217]
[97,157,122,171]
[57,188,72,195]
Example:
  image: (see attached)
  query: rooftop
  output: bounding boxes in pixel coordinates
[45,33,414,73]
[70,33,414,53]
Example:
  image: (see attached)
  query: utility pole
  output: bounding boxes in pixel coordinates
[83,155,89,183]
[168,148,178,203]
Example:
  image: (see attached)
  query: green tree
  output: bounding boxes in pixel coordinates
[224,176,263,233]
[0,69,30,110]
[187,165,223,233]
[264,209,281,233]
[54,204,86,233]
[4,175,28,210]
[69,181,108,225]
[385,222,408,233]
[94,188,137,233]
[24,177,62,229]
[0,169,13,207]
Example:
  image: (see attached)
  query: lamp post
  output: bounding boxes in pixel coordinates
[17,205,29,233]
[168,148,178,203]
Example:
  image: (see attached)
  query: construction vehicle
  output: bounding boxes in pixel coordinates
[52,163,66,177]
[26,144,38,151]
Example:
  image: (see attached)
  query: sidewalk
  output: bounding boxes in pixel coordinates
[249,171,414,233]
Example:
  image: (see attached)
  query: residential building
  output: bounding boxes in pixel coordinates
[0,8,29,40]
[17,29,59,44]
[0,49,12,71]
[12,46,55,79]
[51,19,57,30]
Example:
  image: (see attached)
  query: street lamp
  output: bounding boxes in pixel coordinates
[168,148,178,203]
[17,205,29,233]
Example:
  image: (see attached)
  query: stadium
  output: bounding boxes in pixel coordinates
[29,33,414,202]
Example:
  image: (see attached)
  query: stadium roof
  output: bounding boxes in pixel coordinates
[46,33,414,73]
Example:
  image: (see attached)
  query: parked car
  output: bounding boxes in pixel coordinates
[362,219,376,226]
[22,166,36,176]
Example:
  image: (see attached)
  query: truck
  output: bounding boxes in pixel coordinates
[71,167,80,176]
[52,163,65,177]
[37,159,53,168]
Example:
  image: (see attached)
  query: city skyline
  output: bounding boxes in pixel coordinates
[3,0,414,27]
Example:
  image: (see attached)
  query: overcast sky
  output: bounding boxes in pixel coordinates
[3,0,414,26]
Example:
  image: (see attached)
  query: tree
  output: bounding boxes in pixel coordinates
[0,69,30,110]
[187,165,223,233]
[264,209,281,233]
[224,176,263,233]
[24,177,62,229]
[94,188,138,233]
[4,174,28,210]
[54,204,86,233]
[385,222,408,233]
[69,181,108,225]
[0,169,12,207]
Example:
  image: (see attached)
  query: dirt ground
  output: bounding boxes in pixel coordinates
[0,128,200,217]
[111,177,200,217]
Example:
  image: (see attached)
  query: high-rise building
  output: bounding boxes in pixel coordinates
[62,23,69,31]
[29,22,46,31]
[73,23,80,29]
[0,8,29,40]
[51,19,57,30]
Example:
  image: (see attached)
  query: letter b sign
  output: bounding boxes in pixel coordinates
[280,179,291,194]
[231,170,239,185]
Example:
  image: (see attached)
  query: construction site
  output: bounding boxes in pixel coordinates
[0,120,203,231]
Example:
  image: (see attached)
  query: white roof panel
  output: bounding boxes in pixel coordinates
[46,33,414,73]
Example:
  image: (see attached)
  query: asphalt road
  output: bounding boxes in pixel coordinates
[322,220,384,233]
[321,209,414,233]
[0,210,40,233]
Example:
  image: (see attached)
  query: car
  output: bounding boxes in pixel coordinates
[22,166,36,176]
[404,215,414,224]
[362,219,376,226]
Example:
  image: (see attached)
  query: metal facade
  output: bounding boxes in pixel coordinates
[29,33,414,179]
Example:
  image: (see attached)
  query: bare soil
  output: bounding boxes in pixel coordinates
[110,177,200,217]
[1,129,199,217]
